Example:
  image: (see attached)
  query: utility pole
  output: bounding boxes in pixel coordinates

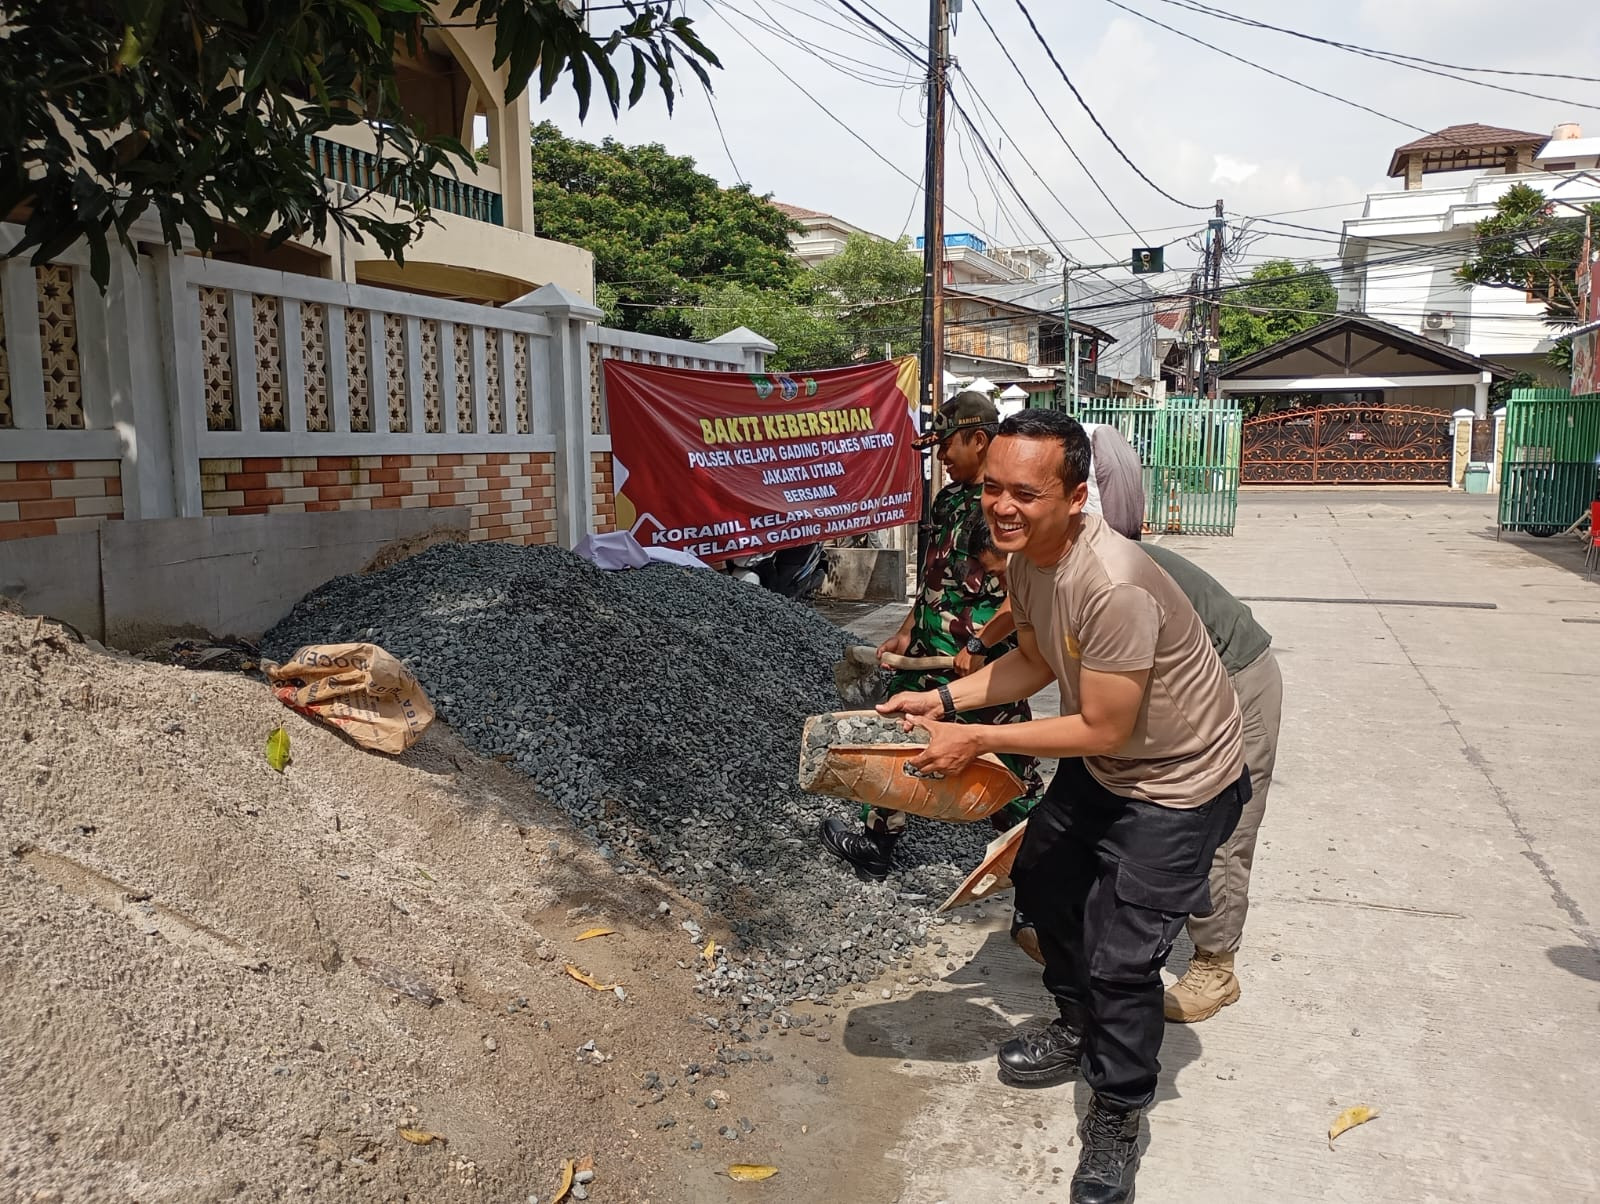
[1203,199,1226,398]
[916,0,950,568]
[1062,257,1075,410]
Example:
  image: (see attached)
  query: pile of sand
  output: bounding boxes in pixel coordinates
[0,613,739,1202]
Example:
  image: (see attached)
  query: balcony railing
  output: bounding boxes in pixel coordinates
[307,135,504,226]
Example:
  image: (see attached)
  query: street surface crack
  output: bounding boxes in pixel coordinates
[1324,529,1597,954]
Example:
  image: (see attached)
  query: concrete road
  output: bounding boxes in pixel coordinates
[831,490,1600,1203]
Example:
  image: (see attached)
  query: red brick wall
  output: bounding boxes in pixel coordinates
[0,460,124,542]
[200,453,558,545]
[591,452,617,534]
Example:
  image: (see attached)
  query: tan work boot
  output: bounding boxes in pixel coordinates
[1164,950,1240,1023]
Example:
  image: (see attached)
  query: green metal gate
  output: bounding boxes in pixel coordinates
[1497,388,1600,536]
[1073,396,1242,535]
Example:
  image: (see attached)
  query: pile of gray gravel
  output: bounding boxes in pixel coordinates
[264,543,991,1015]
[798,712,929,789]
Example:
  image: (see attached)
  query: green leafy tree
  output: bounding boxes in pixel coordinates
[683,280,848,372]
[0,0,718,285]
[528,121,802,339]
[811,232,922,356]
[1218,259,1338,362]
[1457,182,1600,369]
[681,232,928,369]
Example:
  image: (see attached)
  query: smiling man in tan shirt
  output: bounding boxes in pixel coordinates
[880,409,1249,1204]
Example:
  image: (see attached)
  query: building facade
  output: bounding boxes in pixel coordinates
[209,11,595,306]
[1339,122,1600,383]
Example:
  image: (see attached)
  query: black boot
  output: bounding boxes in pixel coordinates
[996,1012,1083,1087]
[1071,1097,1142,1204]
[818,817,898,880]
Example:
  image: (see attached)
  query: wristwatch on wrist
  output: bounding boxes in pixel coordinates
[936,683,956,719]
[964,636,988,657]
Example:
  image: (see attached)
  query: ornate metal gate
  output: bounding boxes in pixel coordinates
[1240,406,1454,485]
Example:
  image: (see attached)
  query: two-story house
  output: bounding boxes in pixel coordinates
[217,13,595,305]
[1338,122,1600,388]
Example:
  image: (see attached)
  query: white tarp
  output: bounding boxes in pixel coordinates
[574,531,711,572]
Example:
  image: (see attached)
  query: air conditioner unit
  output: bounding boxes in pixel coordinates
[1423,310,1456,331]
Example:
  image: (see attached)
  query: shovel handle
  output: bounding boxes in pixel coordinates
[879,652,958,671]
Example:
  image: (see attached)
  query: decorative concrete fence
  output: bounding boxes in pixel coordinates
[0,222,771,548]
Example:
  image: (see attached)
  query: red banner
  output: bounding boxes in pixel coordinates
[604,356,922,562]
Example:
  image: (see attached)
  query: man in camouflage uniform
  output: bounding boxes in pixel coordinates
[819,391,1044,880]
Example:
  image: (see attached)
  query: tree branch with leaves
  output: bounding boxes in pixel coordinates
[1458,182,1600,334]
[0,0,719,286]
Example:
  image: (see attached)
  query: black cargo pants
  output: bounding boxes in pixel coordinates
[1011,757,1249,1110]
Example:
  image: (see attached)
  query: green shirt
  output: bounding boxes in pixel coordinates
[1141,544,1271,676]
[908,482,1007,657]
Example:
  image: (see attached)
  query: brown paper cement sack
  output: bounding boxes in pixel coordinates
[266,643,434,754]
[939,819,1027,912]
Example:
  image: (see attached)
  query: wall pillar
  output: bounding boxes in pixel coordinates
[499,90,535,236]
[102,250,180,519]
[1474,370,1491,419]
[1451,407,1473,490]
[149,247,205,517]
[708,326,778,374]
[505,283,603,548]
[1491,405,1508,493]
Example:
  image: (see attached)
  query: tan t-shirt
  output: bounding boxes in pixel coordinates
[1009,513,1244,808]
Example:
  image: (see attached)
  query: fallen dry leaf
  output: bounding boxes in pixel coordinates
[564,963,618,992]
[727,1164,779,1181]
[265,726,290,773]
[702,938,718,963]
[575,927,616,941]
[398,1127,443,1145]
[552,1158,575,1202]
[1328,1104,1379,1149]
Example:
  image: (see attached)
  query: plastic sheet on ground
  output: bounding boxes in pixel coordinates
[574,530,710,572]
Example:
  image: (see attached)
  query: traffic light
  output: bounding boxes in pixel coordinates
[1131,247,1164,274]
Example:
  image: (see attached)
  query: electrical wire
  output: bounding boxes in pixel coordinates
[699,81,746,185]
[952,71,1125,260]
[1147,0,1600,89]
[1008,0,1210,210]
[1240,212,1597,257]
[949,111,1023,246]
[707,0,918,86]
[831,0,1165,304]
[1103,0,1600,162]
[835,0,923,54]
[700,2,997,238]
[948,91,1169,311]
[966,0,1150,244]
[1101,0,1449,145]
[825,0,1155,300]
[830,0,924,67]
[711,0,1020,250]
[757,0,924,59]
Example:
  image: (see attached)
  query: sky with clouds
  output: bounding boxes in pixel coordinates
[536,0,1600,283]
